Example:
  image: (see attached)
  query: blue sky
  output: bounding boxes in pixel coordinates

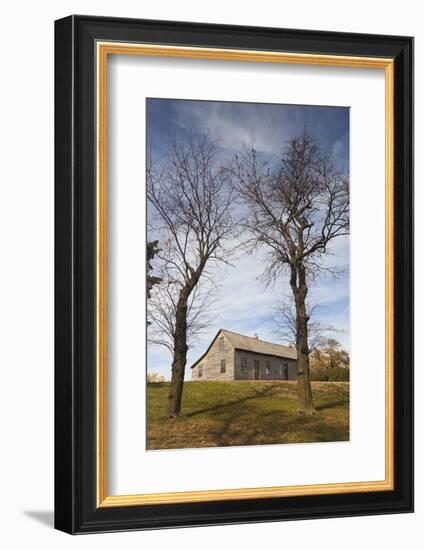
[146,98,350,379]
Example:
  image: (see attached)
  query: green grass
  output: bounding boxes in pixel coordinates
[147,381,349,450]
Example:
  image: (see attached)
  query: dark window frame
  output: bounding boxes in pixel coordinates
[265,360,271,375]
[241,357,248,372]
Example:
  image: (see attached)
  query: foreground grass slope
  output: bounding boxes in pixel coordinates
[147,381,349,450]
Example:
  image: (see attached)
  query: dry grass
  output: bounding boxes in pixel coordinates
[147,381,349,450]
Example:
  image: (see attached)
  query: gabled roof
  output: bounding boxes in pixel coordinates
[190,329,297,368]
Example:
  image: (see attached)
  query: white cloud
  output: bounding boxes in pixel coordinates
[174,101,289,155]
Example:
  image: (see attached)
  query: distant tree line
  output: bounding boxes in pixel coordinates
[309,338,350,381]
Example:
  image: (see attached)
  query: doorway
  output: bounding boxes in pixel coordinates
[254,360,260,380]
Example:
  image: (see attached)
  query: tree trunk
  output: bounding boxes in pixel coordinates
[291,265,316,414]
[295,305,315,413]
[167,289,189,418]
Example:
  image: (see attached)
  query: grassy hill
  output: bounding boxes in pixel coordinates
[147,381,349,450]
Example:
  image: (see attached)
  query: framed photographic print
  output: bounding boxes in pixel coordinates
[54,15,414,534]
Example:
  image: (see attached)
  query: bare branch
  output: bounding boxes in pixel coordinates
[228,130,349,289]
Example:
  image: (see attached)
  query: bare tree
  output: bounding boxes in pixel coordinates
[272,298,340,351]
[147,133,235,418]
[230,129,349,413]
[148,280,216,355]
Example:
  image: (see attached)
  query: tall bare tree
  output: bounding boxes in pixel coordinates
[231,129,349,413]
[147,133,234,418]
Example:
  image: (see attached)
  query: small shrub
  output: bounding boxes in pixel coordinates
[147,371,165,383]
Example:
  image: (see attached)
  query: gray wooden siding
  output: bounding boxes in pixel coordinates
[233,349,297,381]
[191,332,235,380]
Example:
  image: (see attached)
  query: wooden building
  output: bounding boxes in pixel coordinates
[191,329,297,381]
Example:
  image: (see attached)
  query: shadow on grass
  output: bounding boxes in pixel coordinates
[206,396,349,447]
[209,409,344,447]
[185,385,278,418]
[147,382,350,449]
[315,398,349,412]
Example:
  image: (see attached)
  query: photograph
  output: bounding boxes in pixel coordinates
[146,98,350,450]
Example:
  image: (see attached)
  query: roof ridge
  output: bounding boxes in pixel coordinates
[220,328,293,349]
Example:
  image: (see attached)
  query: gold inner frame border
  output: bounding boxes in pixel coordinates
[96,41,394,508]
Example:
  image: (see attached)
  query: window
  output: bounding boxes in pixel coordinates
[279,364,283,376]
[198,365,203,378]
[241,357,248,373]
[219,337,224,352]
[220,359,226,373]
[265,361,270,375]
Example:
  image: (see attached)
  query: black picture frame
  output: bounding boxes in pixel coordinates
[55,14,414,534]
